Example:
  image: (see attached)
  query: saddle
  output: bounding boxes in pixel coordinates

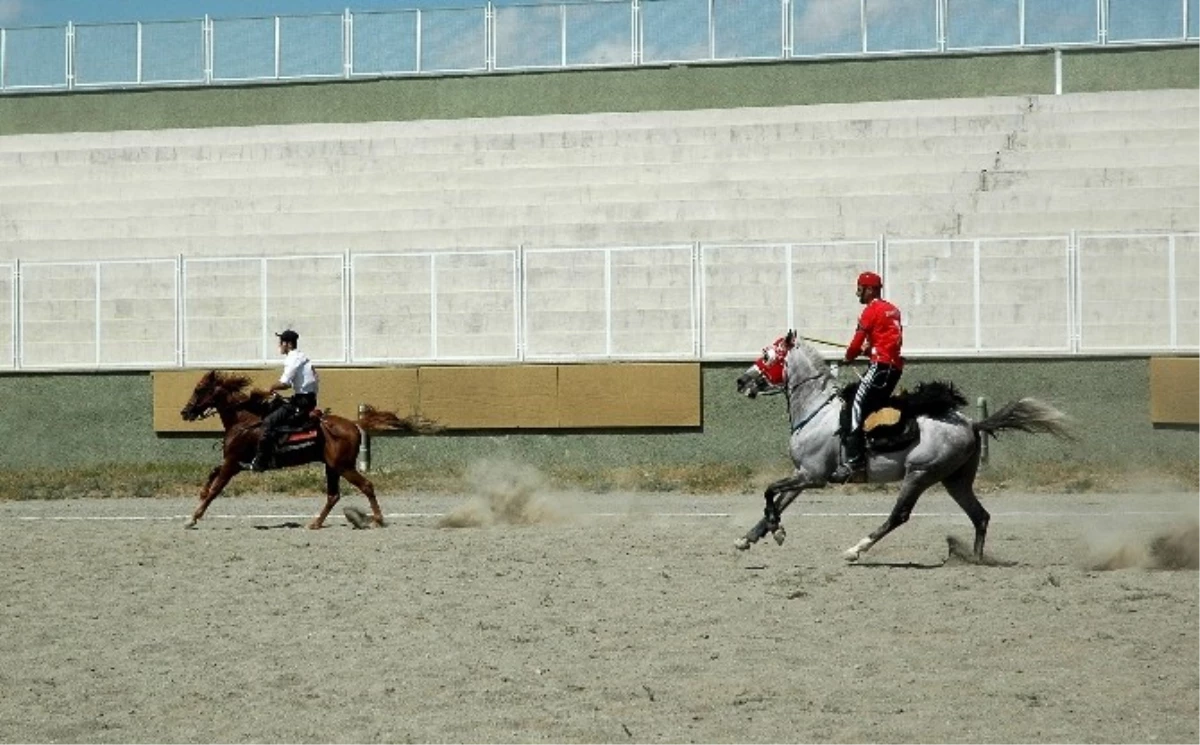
[839,381,968,454]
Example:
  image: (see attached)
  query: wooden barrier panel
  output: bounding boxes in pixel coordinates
[154,363,700,432]
[153,368,420,433]
[557,363,700,427]
[1149,357,1199,425]
[418,366,559,429]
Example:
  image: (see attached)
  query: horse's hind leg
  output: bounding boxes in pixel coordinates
[307,465,344,530]
[843,469,937,561]
[942,449,990,558]
[340,468,386,528]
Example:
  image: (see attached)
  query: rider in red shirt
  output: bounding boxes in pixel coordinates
[830,271,904,483]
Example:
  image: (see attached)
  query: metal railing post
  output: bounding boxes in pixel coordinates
[1,28,6,90]
[343,8,352,78]
[66,21,74,90]
[274,15,281,79]
[136,22,143,84]
[203,15,213,84]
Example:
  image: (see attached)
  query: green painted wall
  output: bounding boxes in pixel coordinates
[0,45,1192,137]
[0,360,1193,476]
[0,53,1046,136]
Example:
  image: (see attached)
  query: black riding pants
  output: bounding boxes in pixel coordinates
[848,362,902,434]
[261,394,317,443]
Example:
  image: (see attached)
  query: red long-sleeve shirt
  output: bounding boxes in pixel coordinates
[845,298,904,368]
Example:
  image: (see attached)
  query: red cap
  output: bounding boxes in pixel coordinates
[857,271,883,288]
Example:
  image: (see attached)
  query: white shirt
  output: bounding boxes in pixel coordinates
[280,349,318,395]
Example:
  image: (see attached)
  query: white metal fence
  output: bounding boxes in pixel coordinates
[1,0,1196,92]
[0,231,1194,371]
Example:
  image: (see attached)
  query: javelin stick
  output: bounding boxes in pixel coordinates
[797,334,844,349]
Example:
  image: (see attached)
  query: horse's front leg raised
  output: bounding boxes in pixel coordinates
[186,461,241,529]
[735,473,813,550]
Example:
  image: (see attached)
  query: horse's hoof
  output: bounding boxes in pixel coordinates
[734,537,751,551]
[773,527,787,546]
[344,506,370,529]
[843,537,872,561]
[307,521,325,530]
[183,519,197,530]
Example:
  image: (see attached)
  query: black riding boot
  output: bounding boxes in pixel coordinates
[830,429,866,483]
[250,437,274,473]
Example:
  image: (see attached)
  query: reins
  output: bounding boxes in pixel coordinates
[782,369,838,433]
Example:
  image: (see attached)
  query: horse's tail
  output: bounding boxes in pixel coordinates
[973,398,1073,441]
[356,405,444,434]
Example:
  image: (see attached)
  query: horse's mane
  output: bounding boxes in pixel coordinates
[208,372,274,412]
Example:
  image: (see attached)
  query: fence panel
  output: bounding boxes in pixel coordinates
[713,0,782,60]
[183,258,264,365]
[609,246,695,357]
[73,23,138,86]
[140,20,205,84]
[790,0,863,56]
[1024,0,1099,45]
[211,16,275,81]
[420,7,487,73]
[264,255,346,362]
[0,263,15,369]
[864,0,938,53]
[20,263,97,368]
[350,11,418,75]
[1077,234,1176,352]
[495,4,562,70]
[279,14,343,79]
[885,239,976,353]
[351,253,434,361]
[523,248,609,358]
[701,244,789,357]
[1108,0,1186,42]
[978,237,1071,352]
[432,251,518,361]
[98,260,178,366]
[564,1,632,66]
[2,25,67,89]
[946,0,1020,49]
[1176,235,1199,349]
[641,0,710,63]
[790,241,879,351]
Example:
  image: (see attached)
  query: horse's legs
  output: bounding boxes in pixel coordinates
[842,468,938,561]
[339,468,386,528]
[736,474,811,550]
[941,449,990,558]
[186,461,240,529]
[307,465,343,530]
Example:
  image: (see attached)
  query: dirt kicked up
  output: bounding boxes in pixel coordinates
[0,487,1195,744]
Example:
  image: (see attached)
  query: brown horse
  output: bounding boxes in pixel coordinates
[179,370,439,530]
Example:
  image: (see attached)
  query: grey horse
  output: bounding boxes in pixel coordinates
[734,330,1071,561]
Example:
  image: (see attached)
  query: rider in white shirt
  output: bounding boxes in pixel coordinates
[251,329,320,472]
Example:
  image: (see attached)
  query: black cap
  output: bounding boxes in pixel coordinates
[276,329,299,344]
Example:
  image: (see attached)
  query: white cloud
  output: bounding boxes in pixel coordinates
[0,0,20,25]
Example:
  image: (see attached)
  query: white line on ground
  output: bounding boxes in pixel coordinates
[4,510,1190,523]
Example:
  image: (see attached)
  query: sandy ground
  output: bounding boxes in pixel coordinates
[0,482,1196,744]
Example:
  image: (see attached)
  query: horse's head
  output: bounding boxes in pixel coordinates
[736,330,796,398]
[180,370,252,421]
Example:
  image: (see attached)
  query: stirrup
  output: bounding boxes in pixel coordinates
[829,461,865,484]
[249,456,270,473]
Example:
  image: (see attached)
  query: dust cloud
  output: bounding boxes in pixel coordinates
[437,460,567,528]
[1086,520,1199,571]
